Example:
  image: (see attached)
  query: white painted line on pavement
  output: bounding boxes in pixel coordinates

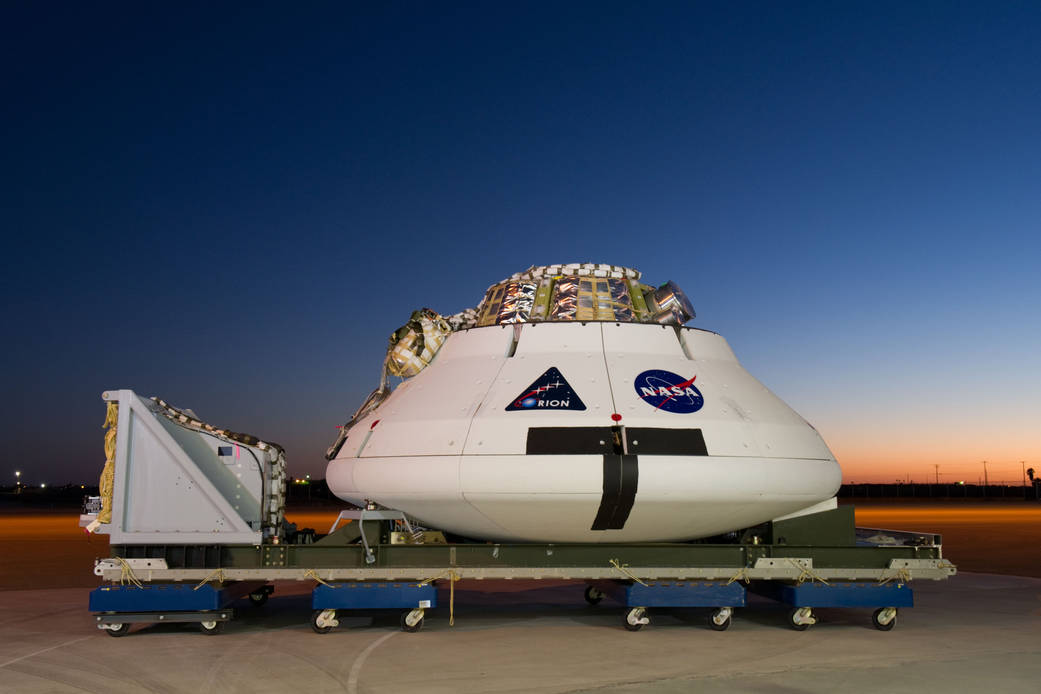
[346,631,397,694]
[0,636,93,669]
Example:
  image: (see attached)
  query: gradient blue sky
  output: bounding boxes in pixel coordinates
[4,1,1039,485]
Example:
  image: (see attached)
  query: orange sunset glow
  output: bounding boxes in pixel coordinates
[821,420,1038,485]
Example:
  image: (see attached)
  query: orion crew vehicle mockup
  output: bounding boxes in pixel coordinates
[325,263,841,543]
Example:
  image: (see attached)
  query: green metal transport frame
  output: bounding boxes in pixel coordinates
[94,508,956,585]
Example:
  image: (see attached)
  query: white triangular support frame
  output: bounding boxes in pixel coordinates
[96,389,261,545]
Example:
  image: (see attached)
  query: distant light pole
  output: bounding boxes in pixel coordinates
[934,464,940,484]
[14,470,20,494]
[1022,461,1027,488]
[982,460,988,493]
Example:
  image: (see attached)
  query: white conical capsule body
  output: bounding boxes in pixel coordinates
[326,322,841,542]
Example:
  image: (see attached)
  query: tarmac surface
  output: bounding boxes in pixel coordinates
[1,503,1040,692]
[1,573,1039,693]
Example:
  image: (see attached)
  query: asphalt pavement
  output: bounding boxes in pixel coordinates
[1,573,1039,693]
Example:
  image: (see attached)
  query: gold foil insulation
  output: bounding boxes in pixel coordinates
[98,401,118,524]
[477,282,538,327]
[549,276,636,321]
[387,309,453,378]
[475,265,654,326]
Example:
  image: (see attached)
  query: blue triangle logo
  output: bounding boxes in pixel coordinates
[505,367,587,411]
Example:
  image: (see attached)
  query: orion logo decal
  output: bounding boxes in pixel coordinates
[506,367,586,411]
[634,369,704,414]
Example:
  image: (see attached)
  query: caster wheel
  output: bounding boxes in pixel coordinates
[105,623,129,638]
[200,620,225,635]
[787,607,814,631]
[709,608,732,631]
[400,610,424,633]
[624,607,649,632]
[584,586,604,605]
[872,607,897,631]
[249,591,269,606]
[311,609,336,634]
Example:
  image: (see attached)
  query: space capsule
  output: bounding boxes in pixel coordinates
[325,264,841,543]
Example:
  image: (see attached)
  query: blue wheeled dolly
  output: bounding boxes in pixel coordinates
[310,581,439,633]
[586,581,747,631]
[749,581,914,630]
[89,581,270,636]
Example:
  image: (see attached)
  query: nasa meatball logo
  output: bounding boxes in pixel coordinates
[506,367,586,411]
[634,369,704,413]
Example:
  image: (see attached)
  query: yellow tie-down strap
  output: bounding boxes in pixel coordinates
[418,570,460,626]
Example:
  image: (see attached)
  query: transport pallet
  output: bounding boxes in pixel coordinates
[748,580,914,631]
[89,581,271,636]
[88,569,928,635]
[89,529,953,635]
[311,581,438,633]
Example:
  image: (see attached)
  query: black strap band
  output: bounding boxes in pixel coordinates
[591,454,639,530]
